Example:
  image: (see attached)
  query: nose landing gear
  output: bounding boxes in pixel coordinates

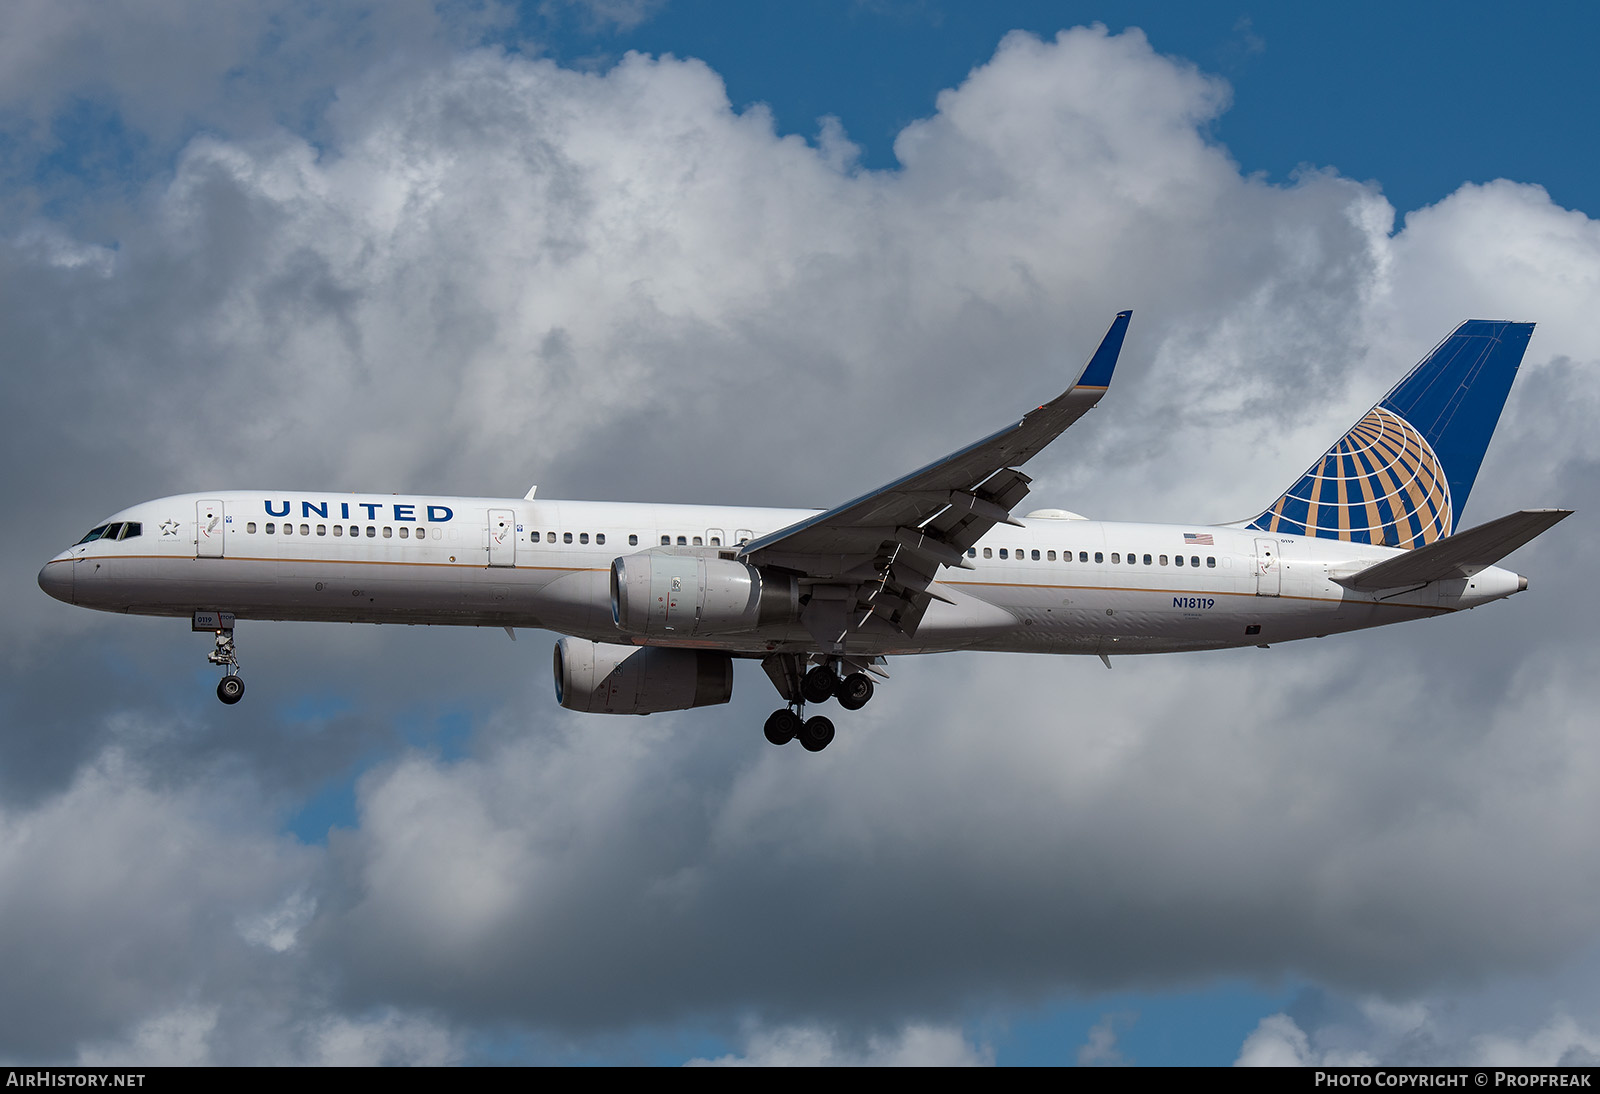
[201,617,244,705]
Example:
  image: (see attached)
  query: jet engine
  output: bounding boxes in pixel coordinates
[553,637,733,714]
[610,552,798,638]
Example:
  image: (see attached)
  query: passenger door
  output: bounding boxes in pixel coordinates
[488,509,516,568]
[196,499,225,559]
[1254,538,1280,597]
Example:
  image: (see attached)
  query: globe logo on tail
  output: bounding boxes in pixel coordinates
[1250,406,1452,549]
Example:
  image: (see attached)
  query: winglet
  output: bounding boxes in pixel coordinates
[1075,310,1132,389]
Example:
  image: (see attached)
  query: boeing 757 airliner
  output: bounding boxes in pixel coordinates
[38,312,1570,752]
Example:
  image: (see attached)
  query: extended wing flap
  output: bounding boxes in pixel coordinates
[1334,508,1572,590]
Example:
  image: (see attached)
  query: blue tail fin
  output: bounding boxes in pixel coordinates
[1247,320,1534,548]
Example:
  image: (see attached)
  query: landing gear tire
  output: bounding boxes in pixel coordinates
[217,675,245,705]
[836,672,874,711]
[801,665,839,704]
[764,708,802,746]
[207,626,243,704]
[799,716,835,752]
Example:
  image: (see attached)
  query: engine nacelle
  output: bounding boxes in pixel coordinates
[610,551,798,638]
[552,637,733,715]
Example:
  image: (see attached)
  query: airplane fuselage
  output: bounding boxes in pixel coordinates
[39,490,1525,659]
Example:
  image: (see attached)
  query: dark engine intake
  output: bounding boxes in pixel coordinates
[553,637,733,714]
[610,552,798,638]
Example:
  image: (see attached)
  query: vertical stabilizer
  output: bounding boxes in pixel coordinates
[1247,321,1533,548]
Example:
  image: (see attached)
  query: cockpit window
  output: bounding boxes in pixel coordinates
[76,522,144,545]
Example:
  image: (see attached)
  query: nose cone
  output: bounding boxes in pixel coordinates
[38,557,73,604]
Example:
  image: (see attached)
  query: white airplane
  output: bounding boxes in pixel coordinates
[39,312,1570,752]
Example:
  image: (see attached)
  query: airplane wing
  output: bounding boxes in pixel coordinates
[740,310,1131,648]
[1331,508,1572,591]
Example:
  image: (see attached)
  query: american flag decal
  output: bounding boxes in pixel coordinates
[1183,532,1214,545]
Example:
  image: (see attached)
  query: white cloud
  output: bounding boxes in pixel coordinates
[237,889,318,953]
[1238,994,1600,1067]
[1078,1011,1136,1066]
[0,748,313,1058]
[306,1010,463,1067]
[77,1005,221,1068]
[0,0,481,147]
[687,1022,991,1066]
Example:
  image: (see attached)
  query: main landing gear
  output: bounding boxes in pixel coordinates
[206,624,245,705]
[763,707,835,752]
[759,654,880,753]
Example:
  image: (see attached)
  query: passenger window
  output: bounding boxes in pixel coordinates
[1032,549,1040,560]
[1191,556,1200,567]
[967,548,977,557]
[597,533,606,545]
[285,524,295,536]
[1094,552,1103,564]
[661,535,671,546]
[1207,556,1217,568]
[1111,553,1120,563]
[529,530,538,542]
[298,524,307,536]
[710,536,721,546]
[983,547,992,558]
[677,536,687,546]
[1174,554,1184,566]
[266,523,276,534]
[692,536,703,546]
[247,522,257,534]
[580,533,589,544]
[999,548,1008,559]
[383,527,393,538]
[366,526,376,537]
[1047,550,1056,561]
[1159,554,1168,566]
[564,532,573,543]
[545,532,554,543]
[333,525,343,537]
[1079,551,1088,563]
[419,526,428,538]
[628,535,638,546]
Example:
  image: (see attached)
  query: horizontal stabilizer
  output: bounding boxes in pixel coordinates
[1333,509,1572,590]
